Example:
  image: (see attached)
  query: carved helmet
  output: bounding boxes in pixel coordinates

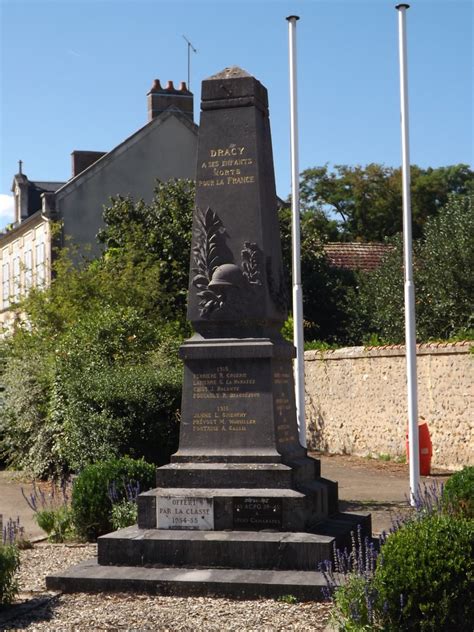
[208,263,245,289]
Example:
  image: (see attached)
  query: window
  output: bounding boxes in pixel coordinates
[24,249,33,290]
[35,242,46,286]
[13,257,20,301]
[2,262,10,309]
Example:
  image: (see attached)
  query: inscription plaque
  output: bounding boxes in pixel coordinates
[157,497,214,530]
[233,497,282,530]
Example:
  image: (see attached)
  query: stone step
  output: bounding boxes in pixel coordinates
[155,461,319,489]
[98,526,335,571]
[137,487,329,532]
[314,512,372,551]
[46,559,329,601]
[320,478,339,515]
[156,462,293,488]
[298,478,339,515]
[285,455,321,484]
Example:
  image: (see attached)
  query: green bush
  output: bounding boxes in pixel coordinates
[416,194,474,340]
[0,544,20,605]
[59,319,182,471]
[442,466,474,518]
[71,457,155,541]
[35,506,76,543]
[110,500,138,531]
[0,308,182,478]
[374,514,474,631]
[0,331,62,479]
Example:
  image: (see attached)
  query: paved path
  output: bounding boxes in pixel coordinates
[0,455,452,542]
[0,471,45,541]
[318,453,451,534]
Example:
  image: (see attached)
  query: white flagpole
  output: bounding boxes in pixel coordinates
[396,3,420,505]
[286,15,306,448]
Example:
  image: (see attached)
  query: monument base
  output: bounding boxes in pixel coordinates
[46,337,372,598]
[46,452,371,600]
[47,509,370,601]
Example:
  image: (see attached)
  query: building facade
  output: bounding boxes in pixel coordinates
[0,80,198,330]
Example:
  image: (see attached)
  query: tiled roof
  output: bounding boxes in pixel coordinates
[31,181,66,192]
[323,242,391,272]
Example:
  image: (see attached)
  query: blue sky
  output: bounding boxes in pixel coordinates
[0,0,472,229]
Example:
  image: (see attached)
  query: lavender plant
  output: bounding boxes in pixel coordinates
[108,479,141,530]
[0,517,22,605]
[320,480,449,631]
[107,479,141,505]
[390,480,445,533]
[2,517,25,547]
[320,525,383,630]
[22,478,76,542]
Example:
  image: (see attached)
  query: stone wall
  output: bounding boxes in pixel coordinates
[304,342,473,471]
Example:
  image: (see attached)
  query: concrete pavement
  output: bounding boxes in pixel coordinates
[317,453,451,534]
[0,471,45,541]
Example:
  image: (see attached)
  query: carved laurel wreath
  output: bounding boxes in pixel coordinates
[241,241,262,286]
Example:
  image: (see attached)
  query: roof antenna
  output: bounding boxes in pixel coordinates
[18,159,23,175]
[182,35,197,90]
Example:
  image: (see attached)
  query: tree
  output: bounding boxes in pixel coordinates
[299,163,473,242]
[416,194,474,340]
[347,193,474,344]
[279,206,356,343]
[0,180,195,477]
[98,179,195,323]
[346,235,405,344]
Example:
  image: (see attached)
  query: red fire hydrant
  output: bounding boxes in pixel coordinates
[406,419,432,476]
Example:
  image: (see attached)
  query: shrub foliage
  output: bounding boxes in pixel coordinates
[71,457,155,540]
[442,466,474,519]
[0,544,20,606]
[323,483,474,632]
[374,514,474,631]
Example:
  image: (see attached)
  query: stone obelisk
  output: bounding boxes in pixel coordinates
[175,66,304,467]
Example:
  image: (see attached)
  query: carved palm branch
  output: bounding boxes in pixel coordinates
[192,207,225,315]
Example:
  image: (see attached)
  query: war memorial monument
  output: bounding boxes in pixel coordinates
[47,67,370,600]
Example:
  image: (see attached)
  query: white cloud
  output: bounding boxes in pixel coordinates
[0,194,15,231]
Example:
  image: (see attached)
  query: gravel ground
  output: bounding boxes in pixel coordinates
[0,543,332,631]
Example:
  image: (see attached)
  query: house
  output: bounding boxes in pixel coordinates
[1,80,198,330]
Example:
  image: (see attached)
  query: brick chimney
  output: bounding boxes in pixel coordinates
[147,79,194,122]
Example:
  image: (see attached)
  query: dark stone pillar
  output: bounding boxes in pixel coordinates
[173,67,304,468]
